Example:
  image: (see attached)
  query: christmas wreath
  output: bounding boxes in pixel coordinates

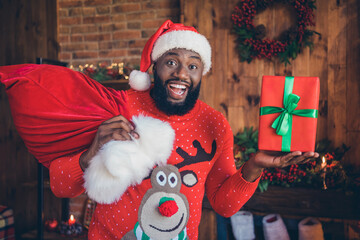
[231,0,319,65]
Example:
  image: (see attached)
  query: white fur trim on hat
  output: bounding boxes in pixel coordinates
[129,70,152,91]
[151,30,212,75]
[83,115,175,204]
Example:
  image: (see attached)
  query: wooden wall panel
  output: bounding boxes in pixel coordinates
[198,208,217,240]
[0,0,58,65]
[346,0,360,166]
[0,85,39,236]
[0,0,60,237]
[327,0,347,147]
[307,0,328,141]
[182,0,360,167]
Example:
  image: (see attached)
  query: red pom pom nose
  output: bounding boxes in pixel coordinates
[158,197,178,217]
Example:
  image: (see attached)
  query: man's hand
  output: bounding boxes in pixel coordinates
[79,115,139,171]
[241,150,319,182]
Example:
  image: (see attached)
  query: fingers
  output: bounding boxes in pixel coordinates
[98,115,139,144]
[102,115,134,132]
[101,128,133,142]
[271,151,299,167]
[280,151,319,167]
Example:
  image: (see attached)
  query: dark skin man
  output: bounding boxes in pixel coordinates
[79,48,319,182]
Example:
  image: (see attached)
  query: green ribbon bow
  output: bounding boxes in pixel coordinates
[260,76,318,152]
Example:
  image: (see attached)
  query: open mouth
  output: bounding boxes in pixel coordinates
[167,82,189,101]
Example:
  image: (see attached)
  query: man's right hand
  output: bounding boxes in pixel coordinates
[79,115,139,171]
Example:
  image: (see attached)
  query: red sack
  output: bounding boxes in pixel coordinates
[0,64,130,168]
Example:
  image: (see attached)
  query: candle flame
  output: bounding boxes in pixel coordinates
[322,156,326,164]
[70,214,75,221]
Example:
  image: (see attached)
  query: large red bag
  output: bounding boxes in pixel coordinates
[0,64,130,168]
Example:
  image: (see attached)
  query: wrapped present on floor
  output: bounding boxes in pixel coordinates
[258,76,320,152]
[0,205,15,240]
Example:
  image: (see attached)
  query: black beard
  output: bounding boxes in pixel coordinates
[151,72,201,116]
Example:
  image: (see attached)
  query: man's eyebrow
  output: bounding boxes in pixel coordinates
[164,51,201,60]
[190,55,201,60]
[164,52,179,56]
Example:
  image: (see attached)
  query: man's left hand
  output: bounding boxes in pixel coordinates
[241,150,319,182]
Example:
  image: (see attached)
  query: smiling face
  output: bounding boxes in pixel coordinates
[151,48,204,116]
[138,165,190,240]
[140,192,188,240]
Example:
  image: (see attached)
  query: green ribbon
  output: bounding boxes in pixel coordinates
[260,76,318,151]
[159,196,175,206]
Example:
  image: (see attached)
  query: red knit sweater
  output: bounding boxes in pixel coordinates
[49,89,259,240]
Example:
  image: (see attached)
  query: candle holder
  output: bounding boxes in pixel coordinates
[322,173,327,190]
[321,156,327,190]
[59,215,83,237]
[59,221,83,236]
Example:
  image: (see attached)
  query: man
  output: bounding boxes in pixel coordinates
[48,20,318,239]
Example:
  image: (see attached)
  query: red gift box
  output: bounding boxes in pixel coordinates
[258,76,320,152]
[0,206,15,240]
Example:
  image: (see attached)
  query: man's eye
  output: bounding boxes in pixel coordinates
[167,60,176,65]
[189,64,198,70]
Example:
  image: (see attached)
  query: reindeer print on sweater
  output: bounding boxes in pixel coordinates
[122,165,191,240]
[50,89,260,240]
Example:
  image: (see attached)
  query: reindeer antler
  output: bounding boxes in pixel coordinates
[175,140,217,169]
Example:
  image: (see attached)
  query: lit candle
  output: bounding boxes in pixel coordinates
[68,214,76,226]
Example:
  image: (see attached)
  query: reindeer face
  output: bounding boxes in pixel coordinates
[138,165,189,240]
[123,140,217,240]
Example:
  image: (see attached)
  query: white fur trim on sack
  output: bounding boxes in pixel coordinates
[129,70,152,91]
[151,30,212,75]
[83,115,175,204]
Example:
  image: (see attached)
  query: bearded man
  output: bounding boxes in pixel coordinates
[1,20,318,240]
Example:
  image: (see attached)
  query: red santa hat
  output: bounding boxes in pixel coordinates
[129,20,212,91]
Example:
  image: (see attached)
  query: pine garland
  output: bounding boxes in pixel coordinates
[233,128,356,192]
[70,63,131,82]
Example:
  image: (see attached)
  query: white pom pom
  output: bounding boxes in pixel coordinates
[129,70,151,91]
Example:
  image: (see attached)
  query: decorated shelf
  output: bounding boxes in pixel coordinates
[242,185,360,221]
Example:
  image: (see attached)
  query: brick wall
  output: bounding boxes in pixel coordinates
[58,0,180,67]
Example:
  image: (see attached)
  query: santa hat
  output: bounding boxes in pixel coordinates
[129,20,212,91]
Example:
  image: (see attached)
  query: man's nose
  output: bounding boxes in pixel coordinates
[174,64,189,81]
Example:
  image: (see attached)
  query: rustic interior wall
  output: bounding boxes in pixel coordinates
[57,0,180,67]
[0,0,358,238]
[0,0,61,238]
[182,0,360,167]
[59,0,360,236]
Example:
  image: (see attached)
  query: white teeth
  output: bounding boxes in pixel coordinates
[169,84,186,89]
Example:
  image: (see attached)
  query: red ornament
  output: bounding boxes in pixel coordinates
[45,219,58,231]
